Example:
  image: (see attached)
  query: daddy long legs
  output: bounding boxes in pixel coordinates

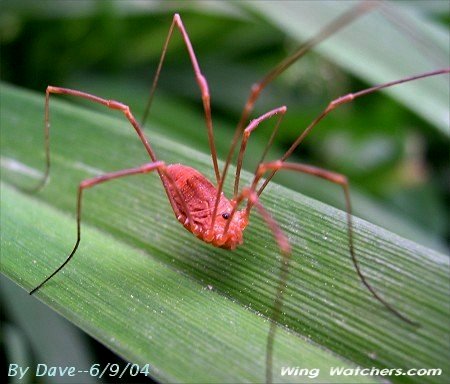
[26,3,449,383]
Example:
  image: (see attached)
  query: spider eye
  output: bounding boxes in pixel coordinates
[222,212,230,220]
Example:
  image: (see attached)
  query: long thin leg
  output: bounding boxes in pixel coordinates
[212,1,378,219]
[141,14,219,183]
[233,106,287,197]
[32,86,160,193]
[32,86,197,228]
[252,160,418,326]
[256,68,450,196]
[223,188,290,384]
[29,161,193,295]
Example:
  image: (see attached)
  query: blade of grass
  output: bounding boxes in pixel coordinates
[5,181,374,383]
[1,83,449,383]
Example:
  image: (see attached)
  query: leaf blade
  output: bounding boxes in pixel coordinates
[1,83,449,384]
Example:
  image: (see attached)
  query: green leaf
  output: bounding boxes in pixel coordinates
[1,83,449,384]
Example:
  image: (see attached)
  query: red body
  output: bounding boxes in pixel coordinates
[165,164,248,249]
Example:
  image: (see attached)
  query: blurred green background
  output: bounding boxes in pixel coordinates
[1,1,449,383]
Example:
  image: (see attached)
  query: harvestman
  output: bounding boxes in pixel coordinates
[28,4,449,383]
